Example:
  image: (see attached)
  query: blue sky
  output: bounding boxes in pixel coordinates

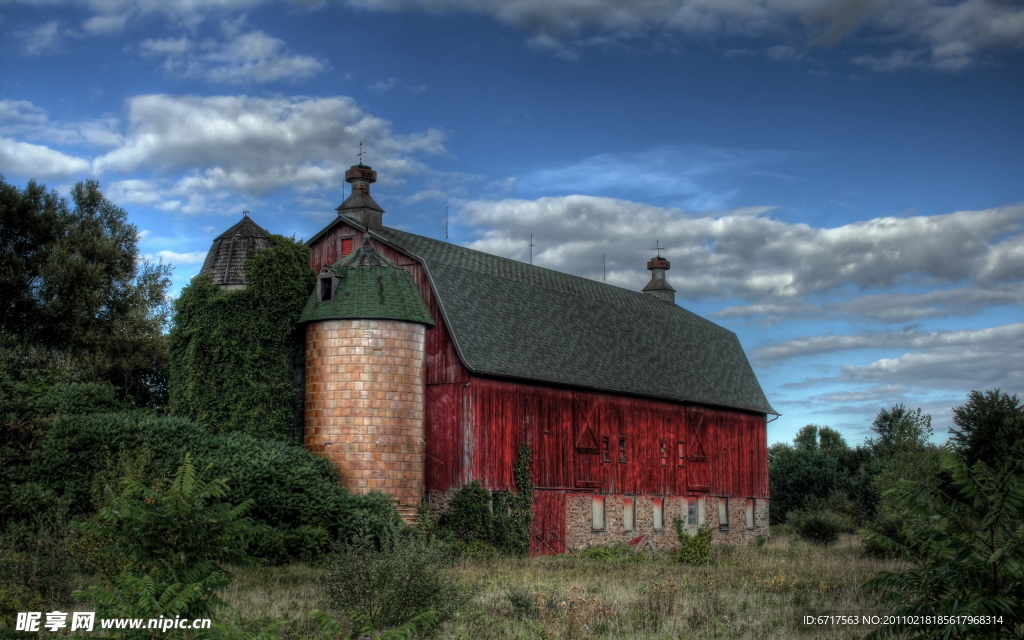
[2,0,1022,447]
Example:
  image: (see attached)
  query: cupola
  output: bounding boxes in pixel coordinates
[336,164,384,229]
[642,250,676,304]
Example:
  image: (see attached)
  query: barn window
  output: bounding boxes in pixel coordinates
[601,436,610,463]
[591,495,605,530]
[618,436,627,463]
[622,496,635,531]
[718,498,730,531]
[318,274,335,301]
[745,499,755,529]
[686,497,699,526]
[677,441,686,467]
[341,237,354,256]
[652,497,664,530]
[659,440,668,466]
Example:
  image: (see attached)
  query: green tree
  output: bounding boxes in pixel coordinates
[0,176,171,406]
[950,389,1024,469]
[868,404,933,459]
[768,433,844,525]
[863,448,1024,639]
[168,235,314,441]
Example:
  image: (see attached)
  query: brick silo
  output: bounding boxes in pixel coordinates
[298,235,434,523]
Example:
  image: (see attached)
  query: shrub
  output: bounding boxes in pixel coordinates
[862,447,1024,639]
[440,480,493,544]
[28,411,209,513]
[672,521,715,565]
[29,412,401,563]
[580,542,651,563]
[72,454,261,621]
[437,445,534,557]
[790,510,842,546]
[35,382,126,415]
[322,530,475,636]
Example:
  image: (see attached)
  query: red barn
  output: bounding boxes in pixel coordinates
[303,163,776,554]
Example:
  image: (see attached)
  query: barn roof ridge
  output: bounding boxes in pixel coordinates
[315,218,776,416]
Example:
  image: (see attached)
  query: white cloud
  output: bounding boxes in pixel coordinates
[344,0,1024,70]
[17,20,63,55]
[82,93,444,211]
[152,250,208,264]
[833,324,1024,392]
[141,27,325,84]
[0,136,90,177]
[456,195,1024,298]
[368,77,399,91]
[754,322,1024,365]
[717,283,1024,323]
[0,99,123,148]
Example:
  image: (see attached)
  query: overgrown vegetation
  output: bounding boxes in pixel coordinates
[438,444,534,557]
[672,521,715,565]
[168,235,315,441]
[322,531,475,636]
[863,447,1024,639]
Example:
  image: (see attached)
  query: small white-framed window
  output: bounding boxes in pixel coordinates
[745,499,755,529]
[623,495,635,531]
[591,494,605,531]
[718,498,730,530]
[652,496,664,530]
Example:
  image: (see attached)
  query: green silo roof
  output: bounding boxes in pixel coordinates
[298,242,435,327]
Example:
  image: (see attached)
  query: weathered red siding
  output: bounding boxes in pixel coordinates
[422,376,768,499]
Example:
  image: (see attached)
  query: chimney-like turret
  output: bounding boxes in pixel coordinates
[336,163,384,229]
[642,254,676,304]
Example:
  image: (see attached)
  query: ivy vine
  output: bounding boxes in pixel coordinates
[168,235,315,441]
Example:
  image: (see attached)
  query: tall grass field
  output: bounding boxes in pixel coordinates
[218,529,904,639]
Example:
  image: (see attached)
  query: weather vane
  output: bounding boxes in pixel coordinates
[357,141,366,164]
[651,239,664,258]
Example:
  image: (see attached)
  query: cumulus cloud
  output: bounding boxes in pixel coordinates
[0,99,123,148]
[93,93,443,191]
[140,26,326,84]
[456,195,1024,298]
[0,136,91,177]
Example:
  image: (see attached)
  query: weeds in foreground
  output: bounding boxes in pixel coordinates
[214,529,903,639]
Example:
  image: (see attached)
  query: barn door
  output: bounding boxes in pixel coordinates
[530,491,567,556]
[686,407,710,492]
[573,393,602,489]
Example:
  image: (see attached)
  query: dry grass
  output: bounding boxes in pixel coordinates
[217,530,906,639]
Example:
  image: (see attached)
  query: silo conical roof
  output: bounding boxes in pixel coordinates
[298,241,434,327]
[199,215,273,289]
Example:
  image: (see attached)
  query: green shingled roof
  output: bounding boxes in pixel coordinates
[306,218,775,416]
[297,243,435,327]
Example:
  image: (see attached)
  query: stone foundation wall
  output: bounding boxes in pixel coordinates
[564,493,770,550]
[304,319,426,509]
